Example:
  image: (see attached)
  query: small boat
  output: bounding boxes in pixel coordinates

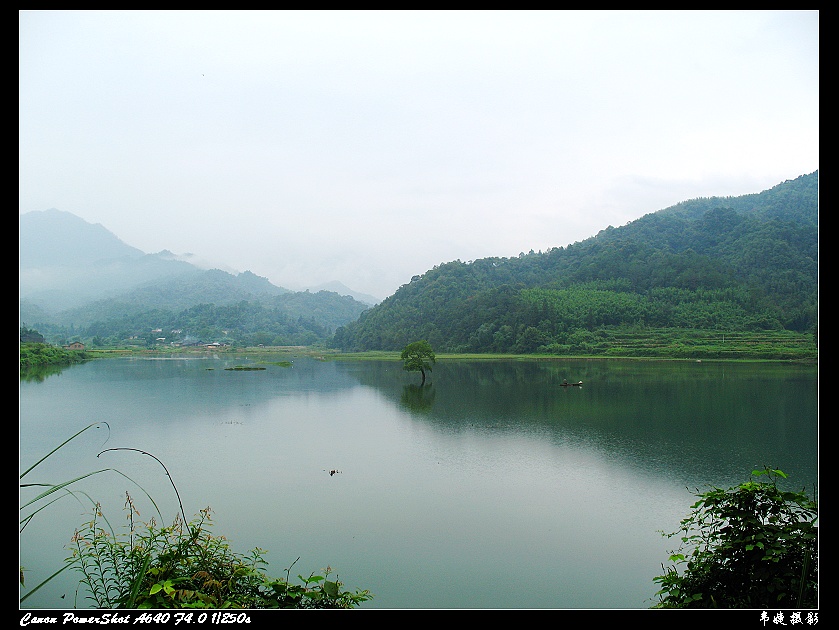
[560,380,583,387]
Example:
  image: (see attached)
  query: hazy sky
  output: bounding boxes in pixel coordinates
[19,10,819,301]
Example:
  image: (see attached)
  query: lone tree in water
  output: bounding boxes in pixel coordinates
[401,340,436,386]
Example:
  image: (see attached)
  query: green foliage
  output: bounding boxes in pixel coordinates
[652,468,818,609]
[20,325,45,344]
[400,340,436,385]
[21,425,373,609]
[20,423,137,535]
[19,423,157,603]
[331,172,818,353]
[27,290,369,349]
[19,341,88,369]
[68,497,372,609]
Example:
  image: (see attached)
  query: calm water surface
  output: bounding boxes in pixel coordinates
[19,356,818,609]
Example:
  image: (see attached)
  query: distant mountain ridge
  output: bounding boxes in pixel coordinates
[656,173,819,227]
[20,209,211,312]
[19,208,146,268]
[331,171,818,353]
[19,209,373,343]
[47,268,291,329]
[19,208,376,314]
[19,172,817,353]
[305,281,380,307]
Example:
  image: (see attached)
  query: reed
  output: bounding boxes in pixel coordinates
[20,422,372,608]
[20,422,162,603]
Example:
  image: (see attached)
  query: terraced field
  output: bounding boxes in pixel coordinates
[594,328,817,360]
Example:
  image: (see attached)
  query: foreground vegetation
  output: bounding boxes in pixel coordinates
[20,424,373,609]
[653,468,818,609]
[68,498,371,609]
[21,425,818,609]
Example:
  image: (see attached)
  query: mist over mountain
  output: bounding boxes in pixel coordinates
[19,209,377,316]
[19,209,374,344]
[19,208,146,267]
[20,209,207,312]
[304,281,380,307]
[19,172,818,354]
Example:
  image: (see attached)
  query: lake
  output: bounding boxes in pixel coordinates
[19,354,819,609]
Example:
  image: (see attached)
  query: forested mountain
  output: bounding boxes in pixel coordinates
[41,269,290,328]
[76,290,368,348]
[19,209,204,312]
[20,173,818,353]
[23,273,368,348]
[19,209,371,347]
[331,171,818,354]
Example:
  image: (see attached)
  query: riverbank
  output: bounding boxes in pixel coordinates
[23,326,818,369]
[79,345,816,364]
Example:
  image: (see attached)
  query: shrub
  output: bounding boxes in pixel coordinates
[652,467,817,608]
[21,424,372,609]
[69,495,372,609]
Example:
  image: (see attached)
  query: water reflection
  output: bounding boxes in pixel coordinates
[400,384,436,413]
[338,358,818,492]
[19,363,71,382]
[20,355,818,610]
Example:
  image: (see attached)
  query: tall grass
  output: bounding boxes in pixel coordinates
[20,422,373,609]
[20,422,162,604]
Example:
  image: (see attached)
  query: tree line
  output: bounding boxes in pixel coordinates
[23,172,818,355]
[332,172,818,354]
[26,290,367,349]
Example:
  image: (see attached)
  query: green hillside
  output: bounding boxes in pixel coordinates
[331,172,818,358]
[22,270,369,349]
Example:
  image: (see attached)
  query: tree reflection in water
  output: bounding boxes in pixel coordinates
[400,384,436,413]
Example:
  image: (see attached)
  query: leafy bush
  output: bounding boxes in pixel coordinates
[69,496,372,609]
[653,468,817,608]
[19,342,88,369]
[21,424,372,609]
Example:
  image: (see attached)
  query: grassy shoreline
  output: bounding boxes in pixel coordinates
[80,345,816,364]
[24,327,817,368]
